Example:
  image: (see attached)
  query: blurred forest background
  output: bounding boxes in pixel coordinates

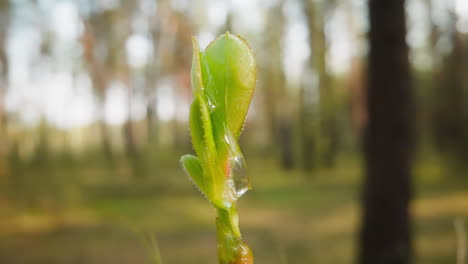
[0,0,467,263]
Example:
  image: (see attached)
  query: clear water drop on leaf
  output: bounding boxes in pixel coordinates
[223,126,250,201]
[206,94,217,112]
[230,154,249,197]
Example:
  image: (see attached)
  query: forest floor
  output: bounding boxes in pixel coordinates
[0,152,467,264]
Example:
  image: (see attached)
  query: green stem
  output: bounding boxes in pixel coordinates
[216,206,253,264]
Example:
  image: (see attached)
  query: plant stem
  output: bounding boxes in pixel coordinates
[216,206,253,264]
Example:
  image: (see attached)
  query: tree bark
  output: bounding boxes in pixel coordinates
[360,0,412,264]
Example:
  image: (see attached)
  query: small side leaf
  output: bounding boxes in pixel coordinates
[197,94,217,159]
[180,155,207,198]
[190,37,217,160]
[189,99,205,159]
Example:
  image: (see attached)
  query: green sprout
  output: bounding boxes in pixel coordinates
[180,32,256,264]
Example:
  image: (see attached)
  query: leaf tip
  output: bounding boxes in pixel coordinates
[191,37,203,94]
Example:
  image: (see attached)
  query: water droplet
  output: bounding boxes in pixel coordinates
[206,95,217,112]
[230,155,249,197]
[223,177,237,206]
[223,126,250,201]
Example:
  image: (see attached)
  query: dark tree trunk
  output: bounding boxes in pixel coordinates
[360,0,412,264]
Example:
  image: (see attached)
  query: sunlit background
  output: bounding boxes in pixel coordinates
[0,0,468,263]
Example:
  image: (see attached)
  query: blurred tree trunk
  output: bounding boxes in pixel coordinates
[0,0,10,134]
[0,0,10,205]
[120,4,137,159]
[83,7,139,164]
[262,0,294,169]
[81,22,114,163]
[424,0,442,146]
[119,1,148,179]
[0,33,7,136]
[302,0,338,170]
[139,5,165,178]
[298,78,318,171]
[145,11,162,144]
[123,70,137,157]
[432,2,468,172]
[218,12,233,35]
[348,58,367,136]
[343,0,367,137]
[172,12,193,151]
[360,0,412,263]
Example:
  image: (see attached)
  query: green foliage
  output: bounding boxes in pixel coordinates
[181,32,256,208]
[180,32,256,264]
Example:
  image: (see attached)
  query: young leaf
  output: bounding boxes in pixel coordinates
[197,32,256,204]
[190,39,218,161]
[182,32,256,264]
[180,154,206,197]
[201,32,256,147]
